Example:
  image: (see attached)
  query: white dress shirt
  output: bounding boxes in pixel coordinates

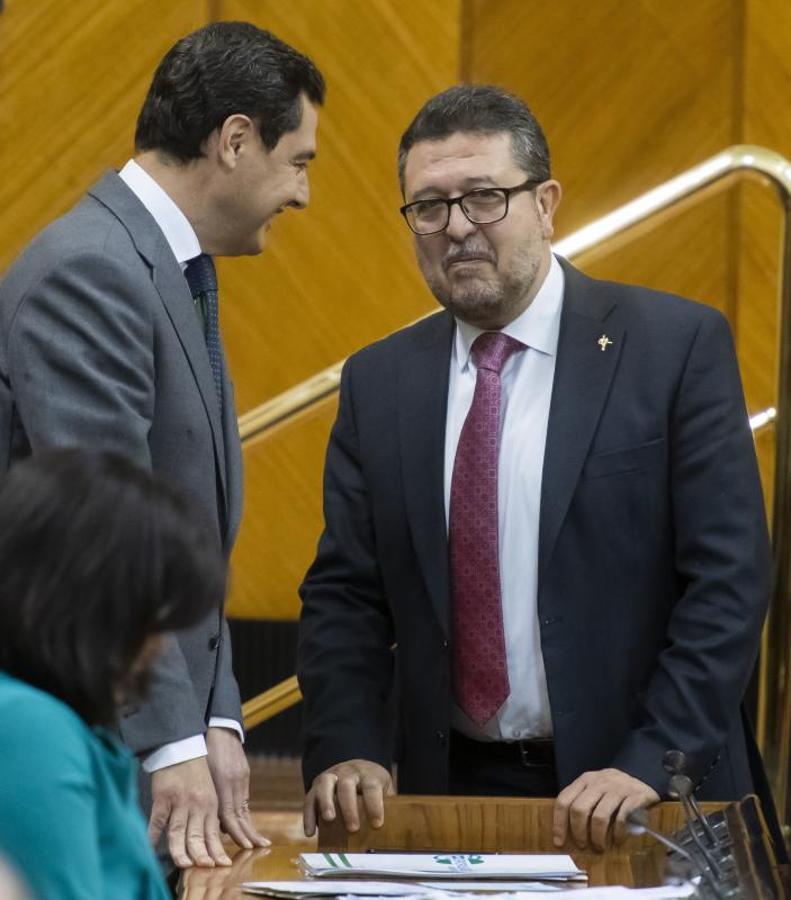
[119,160,243,772]
[446,254,564,742]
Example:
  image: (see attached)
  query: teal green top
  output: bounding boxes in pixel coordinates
[0,672,170,900]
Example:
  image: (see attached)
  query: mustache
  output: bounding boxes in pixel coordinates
[443,242,497,270]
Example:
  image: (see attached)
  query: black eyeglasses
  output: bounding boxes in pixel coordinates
[400,179,543,235]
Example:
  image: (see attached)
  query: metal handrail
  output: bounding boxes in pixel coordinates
[242,675,301,731]
[238,145,791,819]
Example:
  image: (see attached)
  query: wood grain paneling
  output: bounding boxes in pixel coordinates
[465,0,741,234]
[739,0,791,512]
[0,0,206,272]
[215,0,460,412]
[229,397,337,619]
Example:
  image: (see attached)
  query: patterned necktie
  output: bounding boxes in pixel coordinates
[450,330,526,726]
[184,254,223,411]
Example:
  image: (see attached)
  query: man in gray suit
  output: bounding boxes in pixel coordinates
[0,22,324,869]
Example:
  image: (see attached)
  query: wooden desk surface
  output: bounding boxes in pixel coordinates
[178,796,716,897]
[178,811,316,899]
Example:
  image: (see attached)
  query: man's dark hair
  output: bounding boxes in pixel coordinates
[397,84,551,193]
[0,449,225,726]
[135,21,325,161]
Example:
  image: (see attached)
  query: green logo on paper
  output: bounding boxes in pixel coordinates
[434,854,484,868]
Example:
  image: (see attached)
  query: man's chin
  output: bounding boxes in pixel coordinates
[441,290,507,328]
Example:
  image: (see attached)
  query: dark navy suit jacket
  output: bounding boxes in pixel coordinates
[298,258,770,807]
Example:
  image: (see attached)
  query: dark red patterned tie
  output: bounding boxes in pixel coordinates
[450,331,526,726]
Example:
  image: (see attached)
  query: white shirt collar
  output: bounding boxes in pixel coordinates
[118,159,201,266]
[454,253,565,371]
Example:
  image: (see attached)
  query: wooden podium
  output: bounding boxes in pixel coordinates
[319,795,783,893]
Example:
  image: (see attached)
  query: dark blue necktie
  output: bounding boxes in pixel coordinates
[184,254,223,411]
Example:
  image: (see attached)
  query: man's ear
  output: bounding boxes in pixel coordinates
[536,180,562,240]
[214,114,257,170]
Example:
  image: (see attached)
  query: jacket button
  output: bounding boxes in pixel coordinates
[208,635,220,651]
[442,639,449,650]
[436,730,447,746]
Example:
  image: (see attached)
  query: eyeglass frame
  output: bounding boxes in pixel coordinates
[399,178,545,235]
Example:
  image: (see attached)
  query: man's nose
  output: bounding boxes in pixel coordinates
[444,202,477,241]
[291,174,310,210]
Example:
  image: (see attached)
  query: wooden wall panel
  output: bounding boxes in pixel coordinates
[216,0,460,413]
[0,0,206,272]
[229,400,337,620]
[738,0,791,513]
[222,0,460,618]
[464,0,741,235]
[574,192,734,319]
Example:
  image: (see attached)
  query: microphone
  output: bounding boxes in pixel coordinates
[669,773,725,849]
[626,808,727,899]
[663,752,721,848]
[667,774,724,881]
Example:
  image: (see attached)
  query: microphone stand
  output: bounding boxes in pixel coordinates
[626,809,728,900]
[668,773,726,881]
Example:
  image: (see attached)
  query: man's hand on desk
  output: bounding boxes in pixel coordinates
[303,759,394,837]
[149,756,231,869]
[206,727,271,852]
[552,768,660,852]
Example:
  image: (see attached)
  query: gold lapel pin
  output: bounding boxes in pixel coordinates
[597,334,613,352]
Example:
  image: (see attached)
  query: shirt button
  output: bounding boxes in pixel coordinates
[442,639,449,649]
[436,730,447,746]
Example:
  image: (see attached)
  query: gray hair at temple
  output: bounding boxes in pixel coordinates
[397,84,551,194]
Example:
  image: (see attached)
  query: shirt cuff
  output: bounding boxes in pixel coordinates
[141,734,208,774]
[209,717,245,743]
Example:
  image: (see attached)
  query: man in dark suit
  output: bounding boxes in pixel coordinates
[0,22,324,868]
[298,85,774,852]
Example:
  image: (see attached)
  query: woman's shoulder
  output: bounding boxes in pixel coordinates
[0,672,93,772]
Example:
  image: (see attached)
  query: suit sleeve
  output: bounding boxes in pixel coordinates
[208,614,243,723]
[7,250,207,751]
[611,309,771,793]
[298,358,395,787]
[209,374,244,725]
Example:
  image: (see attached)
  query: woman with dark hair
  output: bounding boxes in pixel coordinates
[0,449,226,899]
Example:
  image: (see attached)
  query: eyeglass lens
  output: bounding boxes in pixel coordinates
[407,188,508,234]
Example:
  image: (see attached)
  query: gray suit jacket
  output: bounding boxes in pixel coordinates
[0,171,243,754]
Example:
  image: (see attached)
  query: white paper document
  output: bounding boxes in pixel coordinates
[240,882,433,897]
[241,882,565,897]
[241,881,696,899]
[298,853,586,881]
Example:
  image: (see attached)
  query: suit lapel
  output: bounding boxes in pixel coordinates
[88,172,228,506]
[398,312,454,634]
[538,261,623,582]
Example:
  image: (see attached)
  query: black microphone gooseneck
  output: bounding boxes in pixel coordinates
[626,808,727,900]
[668,773,724,881]
[663,751,720,847]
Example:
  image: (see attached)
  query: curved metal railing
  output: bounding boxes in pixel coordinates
[238,145,791,817]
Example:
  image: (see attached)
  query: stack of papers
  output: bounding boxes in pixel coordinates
[298,853,586,882]
[241,882,697,899]
[240,883,562,898]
